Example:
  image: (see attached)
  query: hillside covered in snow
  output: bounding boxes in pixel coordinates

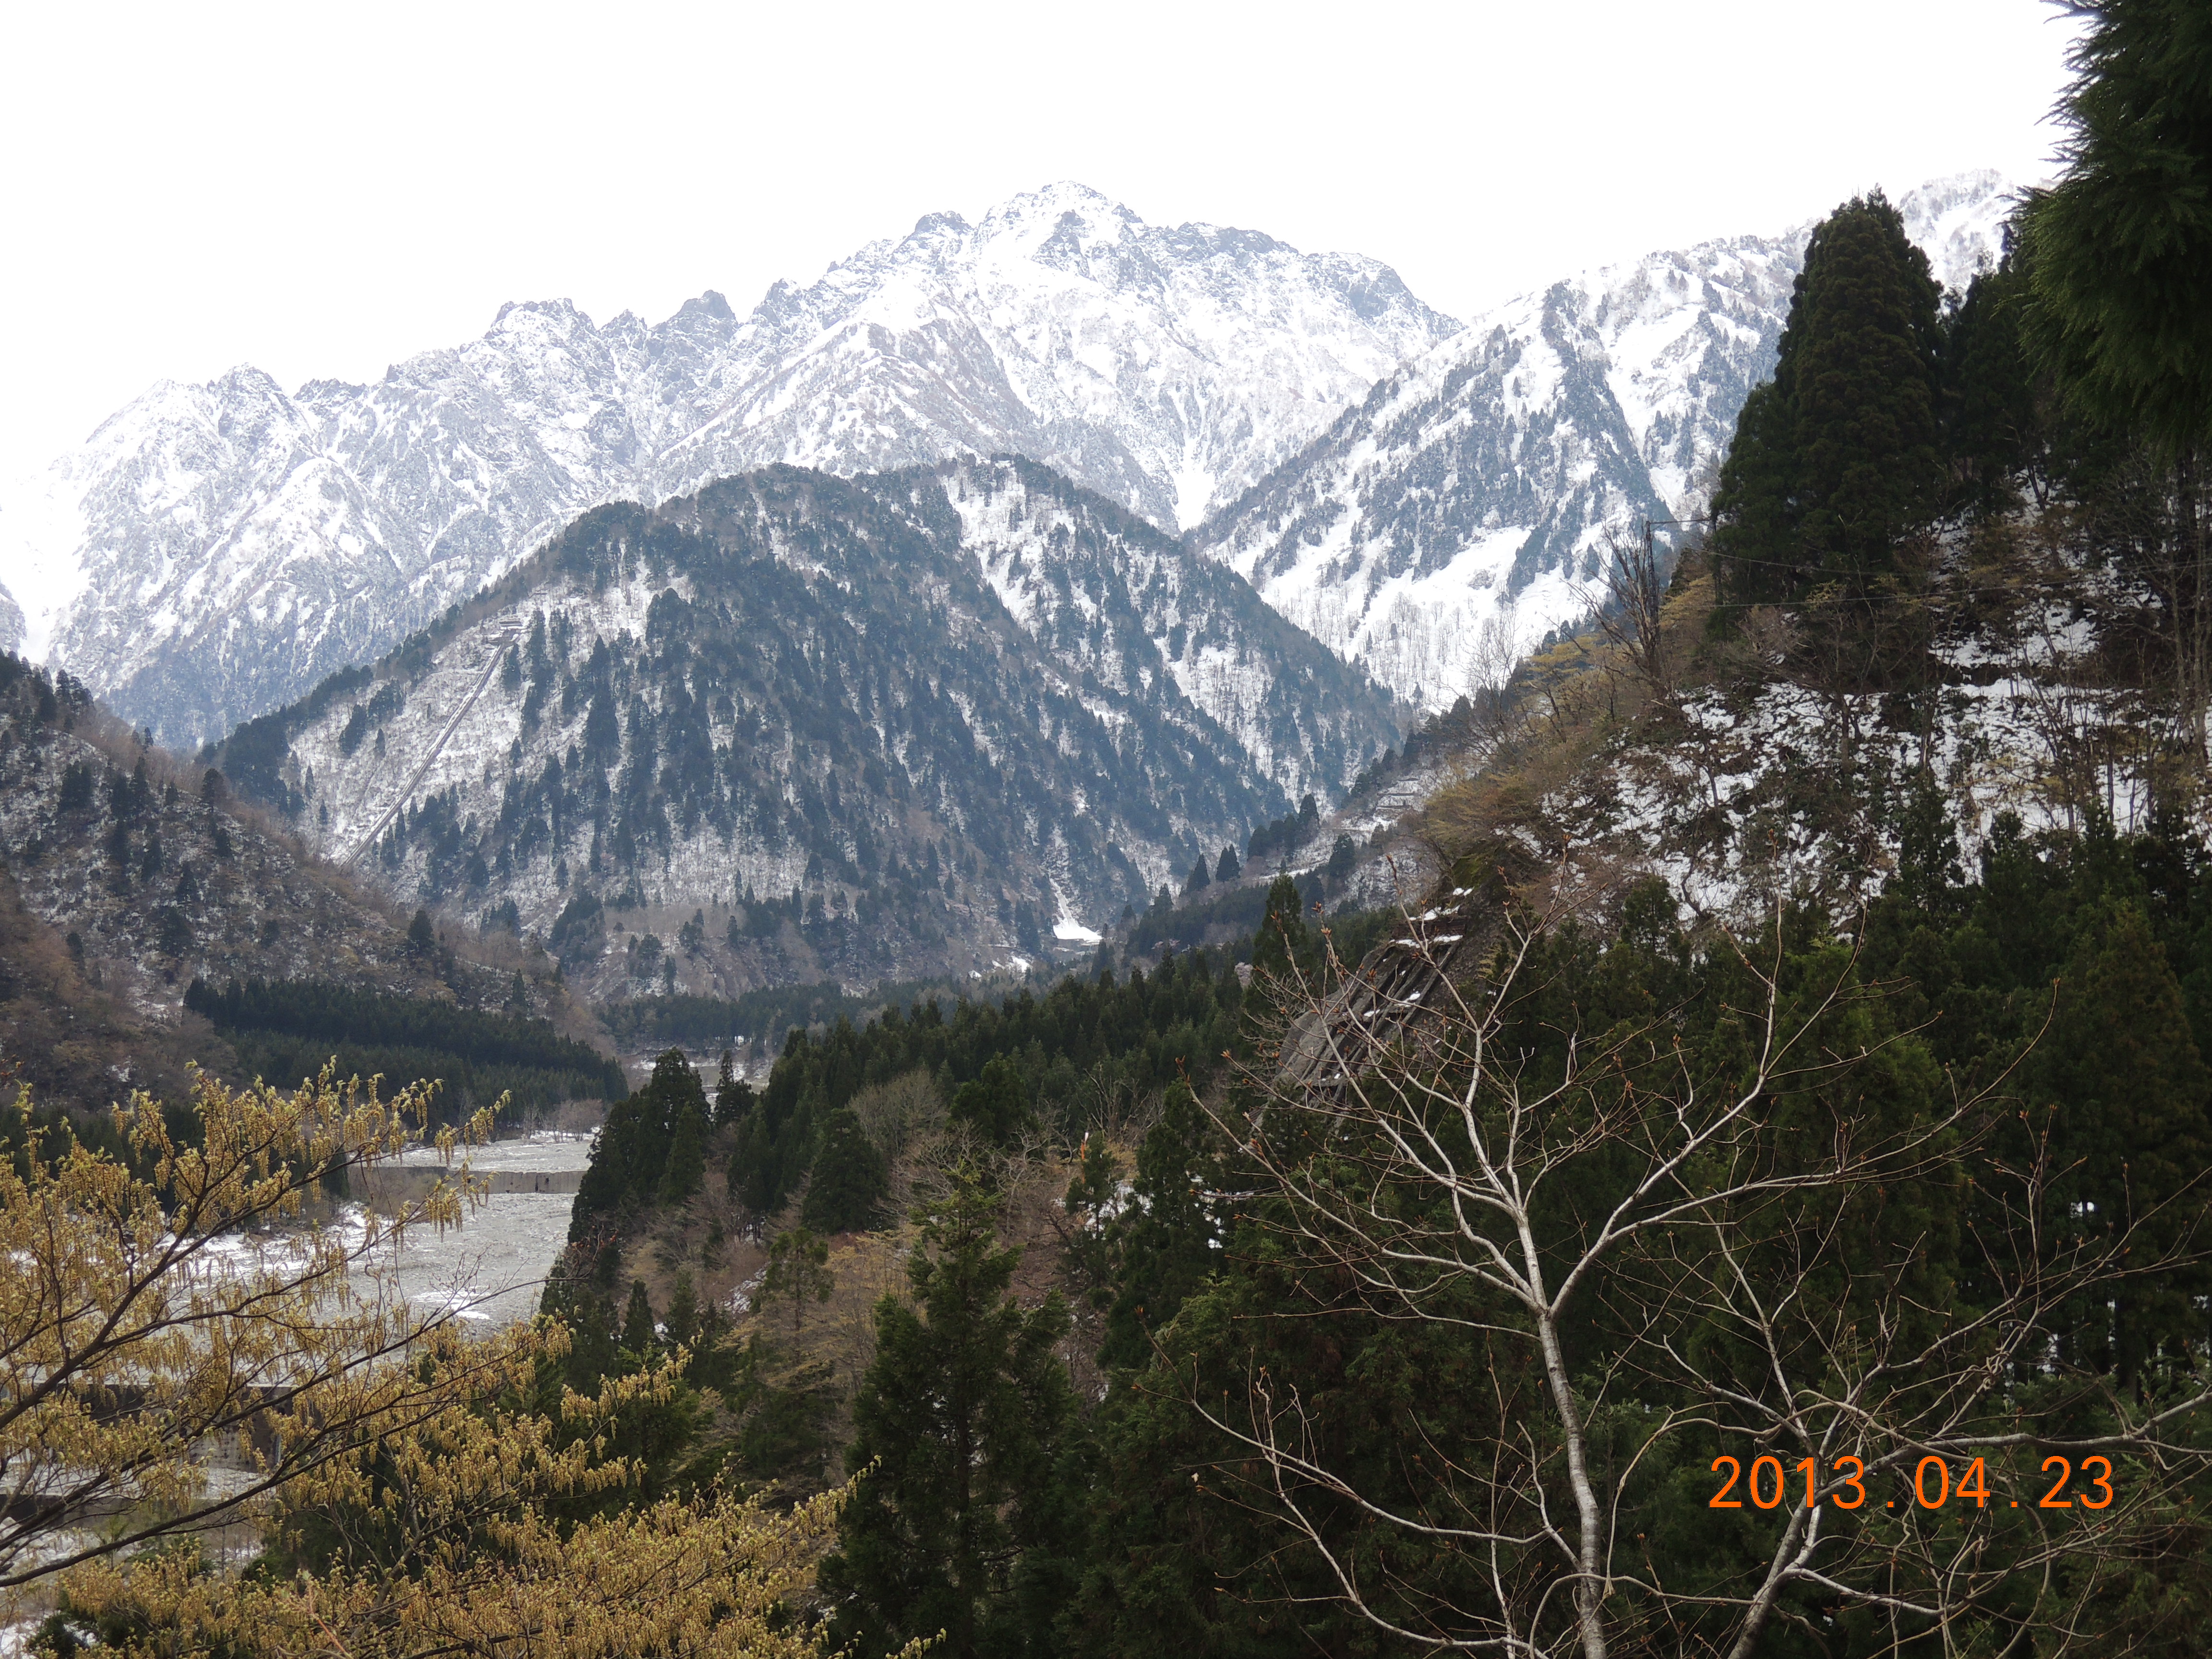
[207,458,1401,997]
[1192,172,2014,709]
[0,183,1452,745]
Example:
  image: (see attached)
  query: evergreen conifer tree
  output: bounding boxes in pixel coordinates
[1099,1079,1220,1369]
[1893,760,1963,909]
[1249,874,1310,986]
[2020,0,2212,456]
[621,1280,657,1357]
[2037,897,2212,1382]
[1939,262,2038,517]
[762,1226,835,1343]
[801,1107,889,1233]
[1323,832,1357,890]
[663,1270,700,1351]
[950,1056,1034,1146]
[1214,844,1239,883]
[715,1050,755,1129]
[659,1084,711,1205]
[1713,193,1945,602]
[820,1178,1080,1659]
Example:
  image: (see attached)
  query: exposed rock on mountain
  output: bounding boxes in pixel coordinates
[4,184,1452,744]
[1192,172,2014,709]
[207,461,1401,1001]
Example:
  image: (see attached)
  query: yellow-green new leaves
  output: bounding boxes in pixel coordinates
[60,1362,855,1659]
[0,1063,500,1592]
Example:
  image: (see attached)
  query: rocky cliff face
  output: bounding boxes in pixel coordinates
[1191,172,2014,710]
[3,183,1452,745]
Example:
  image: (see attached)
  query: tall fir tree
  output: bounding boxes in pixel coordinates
[2020,0,2212,457]
[1713,192,1945,603]
[1248,874,1309,987]
[950,1056,1035,1146]
[2036,897,2212,1382]
[659,1079,711,1205]
[621,1279,657,1357]
[801,1107,890,1233]
[1098,1079,1220,1369]
[821,1178,1082,1659]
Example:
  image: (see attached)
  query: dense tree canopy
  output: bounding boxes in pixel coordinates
[1712,192,1946,603]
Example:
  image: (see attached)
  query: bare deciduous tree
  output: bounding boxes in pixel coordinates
[1199,885,2212,1657]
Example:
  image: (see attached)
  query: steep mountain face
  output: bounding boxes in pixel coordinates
[1192,172,2015,710]
[0,653,516,1065]
[4,183,1452,745]
[211,462,1400,1001]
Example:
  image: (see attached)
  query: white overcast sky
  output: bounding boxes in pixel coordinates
[0,0,2080,476]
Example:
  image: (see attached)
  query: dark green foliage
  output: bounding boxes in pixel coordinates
[1117,870,1326,961]
[649,904,1393,1225]
[1212,844,1238,883]
[950,1056,1034,1146]
[800,1107,889,1232]
[713,1049,754,1130]
[337,704,370,757]
[1892,760,1963,908]
[547,890,604,965]
[657,1070,712,1205]
[761,1226,835,1343]
[571,1050,710,1236]
[1067,852,2212,1656]
[1247,873,1309,984]
[1244,793,1320,870]
[2034,896,2212,1381]
[1094,1079,1219,1370]
[711,947,1254,1218]
[1070,1250,1483,1659]
[821,1179,1082,1659]
[602,975,955,1054]
[56,762,95,813]
[1322,830,1357,889]
[621,1279,658,1356]
[662,1270,700,1351]
[1713,192,1945,602]
[1939,260,2039,517]
[183,975,623,1118]
[2020,0,2212,455]
[1183,856,1210,894]
[197,663,373,817]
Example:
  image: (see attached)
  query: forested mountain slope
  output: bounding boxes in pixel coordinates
[207,460,1400,1002]
[2,183,1451,744]
[0,649,611,1118]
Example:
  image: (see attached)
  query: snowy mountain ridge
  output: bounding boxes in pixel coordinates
[1194,171,2016,710]
[0,182,1454,744]
[216,459,1400,995]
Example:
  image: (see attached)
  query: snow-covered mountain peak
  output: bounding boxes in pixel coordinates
[1195,171,2018,712]
[1896,168,2017,291]
[10,175,2012,744]
[980,179,1144,245]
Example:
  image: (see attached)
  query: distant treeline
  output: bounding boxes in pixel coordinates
[600,971,1025,1058]
[573,881,1397,1236]
[185,976,625,1118]
[1123,870,1328,960]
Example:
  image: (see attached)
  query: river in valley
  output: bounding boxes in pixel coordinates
[345,1133,592,1327]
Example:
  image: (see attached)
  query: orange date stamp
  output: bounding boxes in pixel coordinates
[1709,1454,2116,1512]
